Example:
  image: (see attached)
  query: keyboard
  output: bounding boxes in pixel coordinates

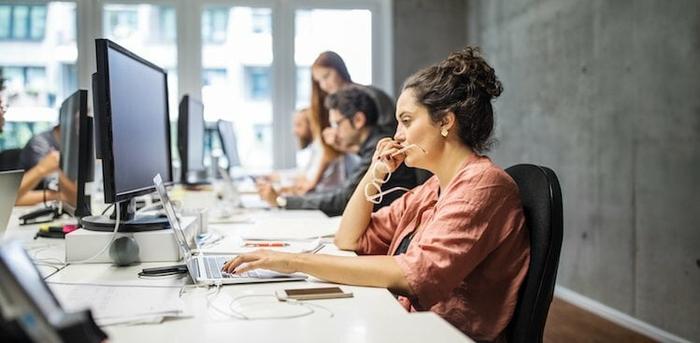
[203,255,261,279]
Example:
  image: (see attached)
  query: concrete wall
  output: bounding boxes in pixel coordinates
[392,0,467,95]
[464,0,700,340]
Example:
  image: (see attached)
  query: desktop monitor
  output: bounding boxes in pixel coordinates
[217,120,241,170]
[177,95,208,185]
[58,89,94,218]
[82,38,172,232]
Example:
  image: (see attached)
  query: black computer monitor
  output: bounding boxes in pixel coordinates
[177,95,208,185]
[217,119,241,170]
[58,90,94,218]
[82,38,172,232]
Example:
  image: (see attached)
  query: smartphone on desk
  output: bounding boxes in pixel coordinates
[275,287,353,301]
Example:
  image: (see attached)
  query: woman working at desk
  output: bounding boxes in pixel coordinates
[223,47,530,342]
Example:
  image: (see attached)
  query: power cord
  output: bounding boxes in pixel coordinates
[205,283,334,321]
[69,200,121,264]
[32,202,123,279]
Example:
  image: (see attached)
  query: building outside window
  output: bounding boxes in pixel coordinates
[244,66,270,101]
[104,7,138,41]
[0,5,47,41]
[202,7,228,44]
[153,6,176,43]
[0,2,76,151]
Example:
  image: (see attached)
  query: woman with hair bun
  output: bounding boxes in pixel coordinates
[224,47,529,342]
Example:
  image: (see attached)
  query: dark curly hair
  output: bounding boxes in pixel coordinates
[324,85,378,126]
[402,46,503,153]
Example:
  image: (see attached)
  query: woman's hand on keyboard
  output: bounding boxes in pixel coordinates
[221,250,296,275]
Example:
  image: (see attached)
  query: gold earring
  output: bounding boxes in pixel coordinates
[441,128,448,137]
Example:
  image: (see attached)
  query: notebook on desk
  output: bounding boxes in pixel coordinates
[153,174,306,285]
[0,170,24,240]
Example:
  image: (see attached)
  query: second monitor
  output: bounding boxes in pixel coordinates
[177,95,209,185]
[217,119,241,171]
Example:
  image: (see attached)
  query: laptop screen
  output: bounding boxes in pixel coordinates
[152,174,191,257]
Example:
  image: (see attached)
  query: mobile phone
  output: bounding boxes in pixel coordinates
[275,287,353,301]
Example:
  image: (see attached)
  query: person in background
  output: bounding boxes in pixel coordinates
[305,51,397,191]
[19,123,60,174]
[225,47,529,342]
[257,86,417,216]
[288,107,320,195]
[0,70,61,205]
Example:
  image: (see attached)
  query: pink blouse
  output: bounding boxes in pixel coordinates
[356,156,530,342]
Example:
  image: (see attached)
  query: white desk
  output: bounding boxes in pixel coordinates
[2,203,473,343]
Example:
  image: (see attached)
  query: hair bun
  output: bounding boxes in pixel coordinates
[444,47,503,98]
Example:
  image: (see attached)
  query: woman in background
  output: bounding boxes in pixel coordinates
[305,51,396,191]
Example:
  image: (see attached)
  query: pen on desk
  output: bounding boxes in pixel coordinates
[244,242,289,247]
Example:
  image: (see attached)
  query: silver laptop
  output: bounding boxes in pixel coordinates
[153,174,306,285]
[0,170,24,240]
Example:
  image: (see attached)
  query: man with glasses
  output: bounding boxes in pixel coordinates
[257,85,418,216]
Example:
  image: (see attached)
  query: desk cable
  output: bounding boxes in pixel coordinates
[29,203,122,280]
[205,283,334,321]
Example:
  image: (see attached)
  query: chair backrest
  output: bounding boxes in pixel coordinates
[504,164,563,343]
[0,149,22,172]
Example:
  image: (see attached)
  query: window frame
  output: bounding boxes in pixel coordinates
[72,0,393,169]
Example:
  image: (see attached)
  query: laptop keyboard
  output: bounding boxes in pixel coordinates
[204,255,261,279]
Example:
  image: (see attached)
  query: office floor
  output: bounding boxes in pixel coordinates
[544,297,658,343]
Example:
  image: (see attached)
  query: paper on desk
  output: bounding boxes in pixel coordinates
[49,283,186,326]
[199,235,323,254]
[239,217,341,241]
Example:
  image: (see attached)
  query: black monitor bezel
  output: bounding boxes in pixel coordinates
[94,38,173,203]
[58,89,93,218]
[177,94,205,183]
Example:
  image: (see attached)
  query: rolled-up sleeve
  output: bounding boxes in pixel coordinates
[355,190,410,255]
[394,173,520,309]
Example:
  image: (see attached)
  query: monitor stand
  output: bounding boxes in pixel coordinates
[80,198,169,232]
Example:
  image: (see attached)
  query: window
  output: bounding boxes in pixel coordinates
[0,5,47,41]
[103,4,178,119]
[154,6,176,43]
[30,6,47,40]
[0,1,391,164]
[202,8,228,44]
[203,68,227,87]
[104,6,138,41]
[296,66,311,108]
[244,66,271,100]
[0,2,76,150]
[202,6,273,168]
[294,9,373,108]
[0,7,10,39]
[251,9,271,34]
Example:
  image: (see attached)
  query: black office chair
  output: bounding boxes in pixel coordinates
[504,164,563,343]
[0,148,22,171]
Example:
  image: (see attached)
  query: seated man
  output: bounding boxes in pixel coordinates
[257,86,418,216]
[0,74,60,205]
